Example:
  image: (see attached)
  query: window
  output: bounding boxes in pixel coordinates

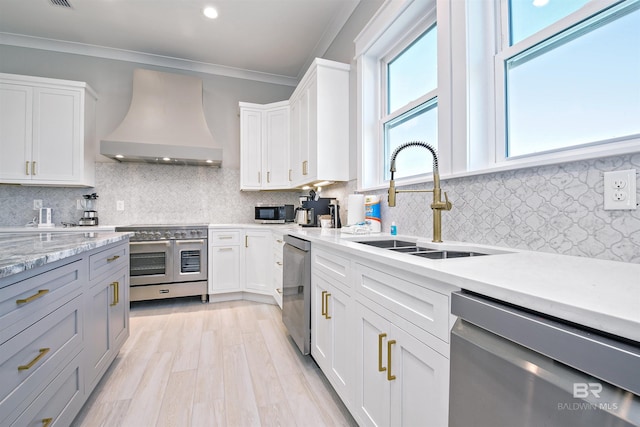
[498,0,640,161]
[383,25,438,180]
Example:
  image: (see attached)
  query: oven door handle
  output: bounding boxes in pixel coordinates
[130,241,171,247]
[175,240,206,245]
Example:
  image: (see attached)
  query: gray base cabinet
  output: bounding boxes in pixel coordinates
[0,240,130,427]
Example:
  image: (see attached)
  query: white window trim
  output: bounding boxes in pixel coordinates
[490,0,640,172]
[355,0,450,191]
[356,0,640,191]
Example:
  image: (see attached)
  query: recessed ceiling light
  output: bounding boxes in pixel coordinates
[115,154,124,159]
[203,6,218,19]
[205,159,213,164]
[162,157,171,161]
[532,0,549,6]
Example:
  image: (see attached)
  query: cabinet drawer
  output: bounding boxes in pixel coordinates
[355,263,449,342]
[0,260,84,345]
[89,243,128,281]
[10,353,83,427]
[312,248,350,289]
[0,296,82,424]
[210,230,241,246]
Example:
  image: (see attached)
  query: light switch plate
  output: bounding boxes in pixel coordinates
[604,169,637,210]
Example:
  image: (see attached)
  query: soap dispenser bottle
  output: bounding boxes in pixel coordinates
[390,222,397,235]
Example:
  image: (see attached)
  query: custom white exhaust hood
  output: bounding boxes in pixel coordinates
[101,69,222,166]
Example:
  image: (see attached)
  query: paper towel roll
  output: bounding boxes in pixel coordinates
[347,194,365,225]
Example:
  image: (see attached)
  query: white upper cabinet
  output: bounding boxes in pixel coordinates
[240,101,290,190]
[289,58,350,188]
[240,58,350,190]
[0,73,97,187]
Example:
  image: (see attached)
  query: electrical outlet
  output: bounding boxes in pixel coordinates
[604,169,637,210]
[33,199,43,210]
[117,201,125,211]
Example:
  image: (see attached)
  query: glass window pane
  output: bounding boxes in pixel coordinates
[506,4,640,158]
[509,0,589,45]
[387,25,437,113]
[384,100,438,180]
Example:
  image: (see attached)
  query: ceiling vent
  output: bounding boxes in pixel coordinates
[50,0,72,8]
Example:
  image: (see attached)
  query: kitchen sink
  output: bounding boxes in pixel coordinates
[356,239,417,248]
[355,239,491,259]
[411,250,487,259]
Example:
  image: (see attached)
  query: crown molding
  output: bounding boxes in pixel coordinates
[0,32,299,87]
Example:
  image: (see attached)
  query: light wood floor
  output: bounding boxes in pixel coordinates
[72,297,357,427]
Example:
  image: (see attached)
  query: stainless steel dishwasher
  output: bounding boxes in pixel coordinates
[449,291,640,427]
[282,234,311,355]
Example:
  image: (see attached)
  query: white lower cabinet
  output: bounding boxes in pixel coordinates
[244,230,272,294]
[209,228,280,303]
[272,231,286,308]
[355,301,449,427]
[306,245,453,427]
[311,272,353,404]
[209,230,242,294]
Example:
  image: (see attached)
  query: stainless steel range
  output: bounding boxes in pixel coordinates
[115,224,208,302]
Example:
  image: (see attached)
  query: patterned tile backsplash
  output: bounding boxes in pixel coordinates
[1,154,638,263]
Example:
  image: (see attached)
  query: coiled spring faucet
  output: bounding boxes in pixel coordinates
[388,141,452,243]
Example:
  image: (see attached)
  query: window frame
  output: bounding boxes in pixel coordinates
[355,0,449,191]
[492,0,640,170]
[355,0,640,192]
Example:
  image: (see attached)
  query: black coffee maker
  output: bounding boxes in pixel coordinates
[300,197,331,227]
[329,199,341,229]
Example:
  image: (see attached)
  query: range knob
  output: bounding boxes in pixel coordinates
[165,231,172,239]
[191,230,198,237]
[155,232,162,239]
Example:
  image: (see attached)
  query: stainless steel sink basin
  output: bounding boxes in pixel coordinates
[356,239,416,248]
[411,250,488,259]
[356,240,490,259]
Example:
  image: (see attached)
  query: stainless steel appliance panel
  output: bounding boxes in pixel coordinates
[282,235,311,355]
[449,291,640,427]
[174,239,207,281]
[129,241,173,286]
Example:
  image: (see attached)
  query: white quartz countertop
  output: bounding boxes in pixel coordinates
[0,225,116,233]
[287,228,640,343]
[0,231,132,279]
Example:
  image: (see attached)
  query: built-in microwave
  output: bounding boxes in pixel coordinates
[255,204,295,223]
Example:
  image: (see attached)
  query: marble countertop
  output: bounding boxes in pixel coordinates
[0,225,116,233]
[0,231,132,279]
[288,228,640,343]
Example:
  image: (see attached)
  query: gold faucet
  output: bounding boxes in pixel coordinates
[388,141,452,243]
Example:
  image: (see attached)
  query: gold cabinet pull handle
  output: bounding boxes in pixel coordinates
[32,161,36,175]
[218,235,233,240]
[378,333,387,372]
[16,289,49,305]
[302,160,308,175]
[107,255,120,262]
[267,171,271,183]
[18,347,50,371]
[245,235,249,248]
[387,340,396,381]
[288,169,292,182]
[42,418,53,427]
[276,288,282,294]
[258,171,261,183]
[26,161,30,175]
[276,239,283,243]
[276,261,283,266]
[325,293,331,319]
[110,281,119,306]
[321,290,327,317]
